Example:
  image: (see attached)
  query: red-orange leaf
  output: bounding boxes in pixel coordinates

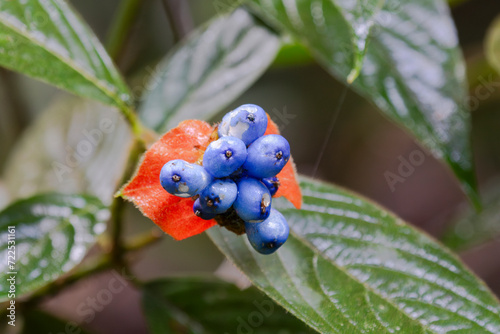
[120,120,216,240]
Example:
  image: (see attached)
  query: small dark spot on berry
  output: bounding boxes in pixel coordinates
[247,114,255,122]
[276,151,283,160]
[206,199,214,207]
[194,210,202,217]
[225,150,233,159]
[172,175,181,182]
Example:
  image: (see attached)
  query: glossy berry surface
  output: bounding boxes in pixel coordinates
[261,177,280,196]
[199,179,238,214]
[193,199,217,220]
[233,178,271,223]
[243,134,290,179]
[160,159,212,198]
[218,104,268,146]
[203,136,247,178]
[245,209,289,255]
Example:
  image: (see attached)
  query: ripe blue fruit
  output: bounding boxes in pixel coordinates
[193,199,217,220]
[233,178,271,223]
[160,159,212,197]
[261,177,280,196]
[203,136,247,178]
[245,209,289,255]
[199,179,238,214]
[243,134,290,179]
[218,104,268,146]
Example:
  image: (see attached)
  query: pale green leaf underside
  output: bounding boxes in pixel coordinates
[486,15,500,76]
[139,8,281,133]
[208,178,500,333]
[249,0,477,203]
[442,179,500,251]
[0,193,108,301]
[0,0,131,109]
[142,277,315,334]
[2,96,133,205]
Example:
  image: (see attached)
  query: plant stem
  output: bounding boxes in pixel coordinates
[18,229,161,308]
[161,0,193,42]
[125,228,163,251]
[110,139,147,265]
[106,0,148,62]
[22,254,113,307]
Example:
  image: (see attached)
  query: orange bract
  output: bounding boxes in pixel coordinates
[120,116,301,240]
[264,116,302,209]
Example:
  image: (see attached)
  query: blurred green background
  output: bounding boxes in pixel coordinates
[1,0,500,332]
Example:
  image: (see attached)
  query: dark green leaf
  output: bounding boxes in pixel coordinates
[2,96,133,205]
[442,179,500,251]
[142,277,315,334]
[208,178,500,333]
[486,15,500,75]
[21,309,92,334]
[139,8,281,133]
[249,0,383,82]
[0,193,108,301]
[249,0,478,205]
[0,0,131,109]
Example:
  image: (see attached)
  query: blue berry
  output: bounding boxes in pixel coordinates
[233,178,271,223]
[243,135,290,179]
[160,160,212,197]
[218,104,268,146]
[261,177,280,196]
[199,179,237,214]
[193,199,217,220]
[245,209,289,255]
[203,137,247,178]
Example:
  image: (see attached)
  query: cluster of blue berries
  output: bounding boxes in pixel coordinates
[159,104,290,254]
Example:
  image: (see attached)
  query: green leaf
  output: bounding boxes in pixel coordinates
[21,310,92,334]
[139,8,281,133]
[208,178,500,333]
[248,0,384,83]
[142,277,315,334]
[442,179,500,251]
[2,96,133,205]
[0,0,131,109]
[249,0,478,205]
[0,193,108,302]
[486,15,500,76]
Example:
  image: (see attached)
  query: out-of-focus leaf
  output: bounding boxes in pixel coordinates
[0,193,108,301]
[139,8,281,133]
[142,277,314,334]
[249,0,478,205]
[486,15,500,76]
[21,310,92,334]
[2,96,133,205]
[0,0,131,109]
[442,179,500,251]
[208,178,500,333]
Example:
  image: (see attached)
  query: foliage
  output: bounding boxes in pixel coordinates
[0,0,499,332]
